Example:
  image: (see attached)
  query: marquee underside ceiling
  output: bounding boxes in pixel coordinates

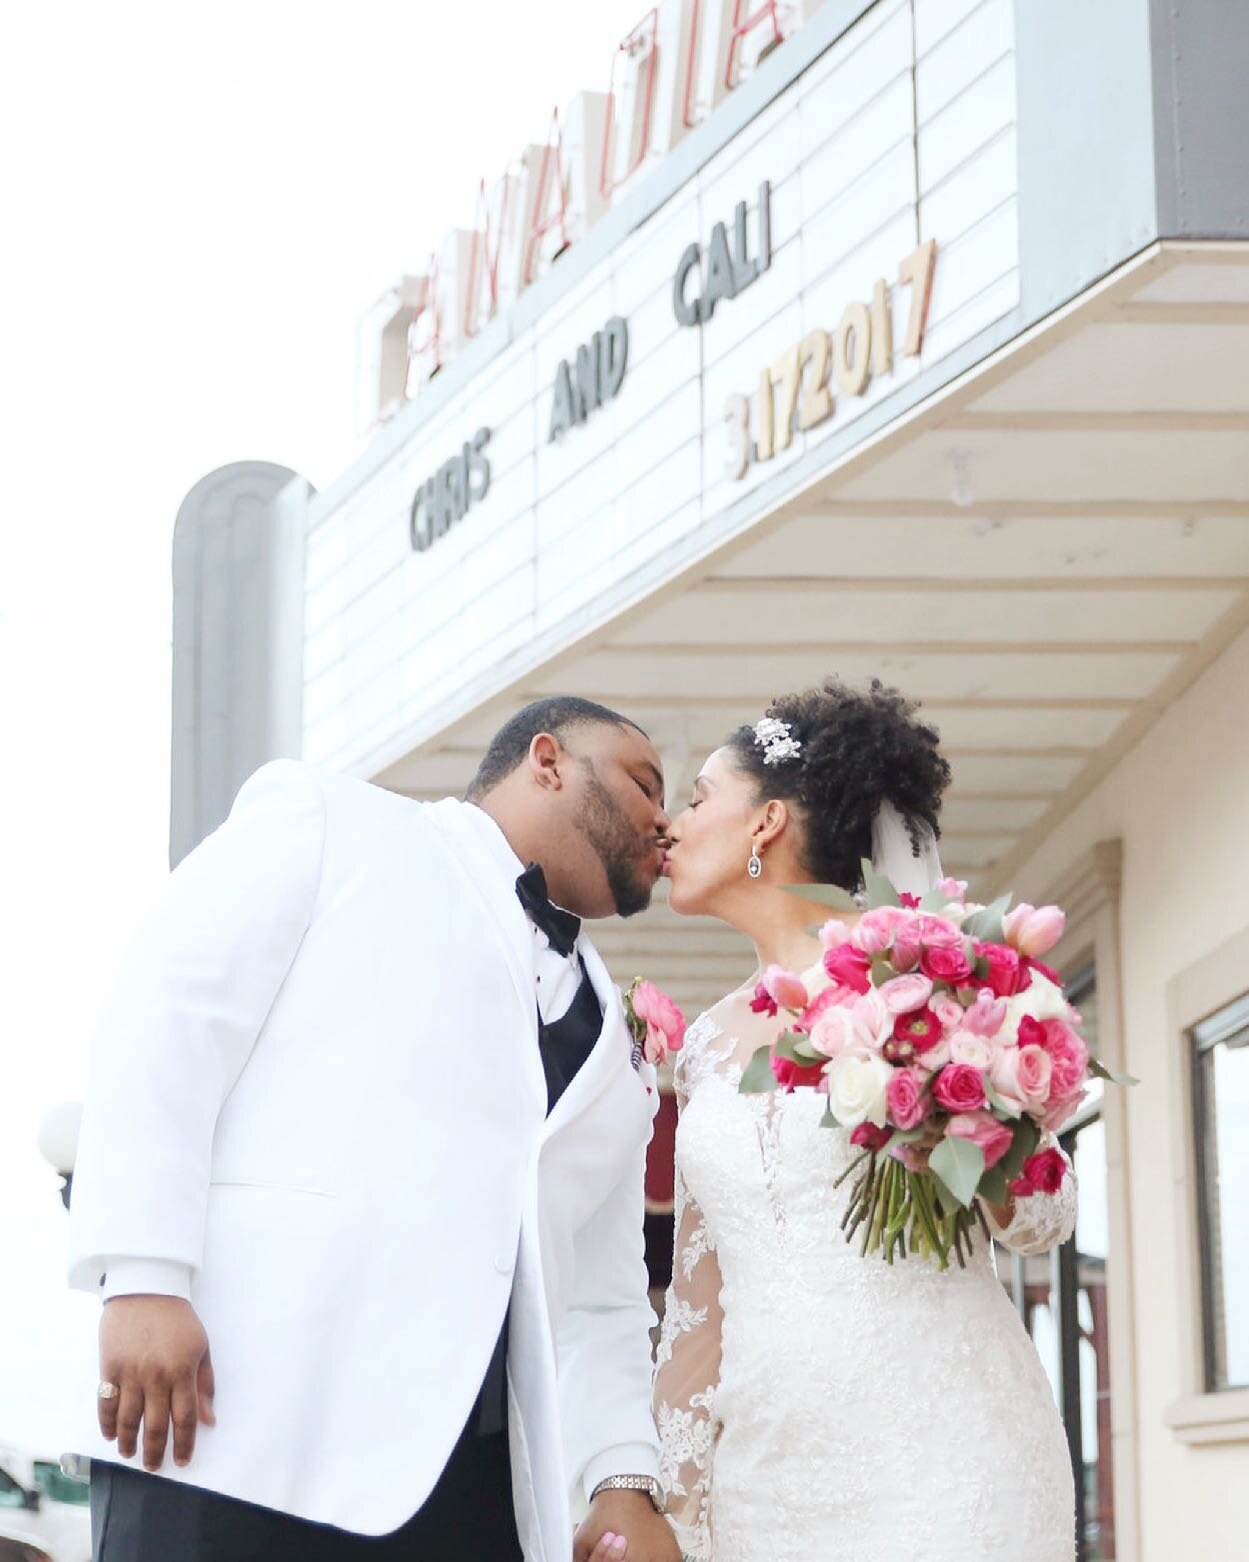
[378,243,1249,1017]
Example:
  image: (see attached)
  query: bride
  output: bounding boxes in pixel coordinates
[653,678,1076,1562]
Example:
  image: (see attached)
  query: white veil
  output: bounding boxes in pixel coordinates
[870,798,943,899]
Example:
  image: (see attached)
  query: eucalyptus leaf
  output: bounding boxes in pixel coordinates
[820,1102,838,1129]
[739,1044,776,1094]
[930,1171,960,1220]
[1088,1054,1139,1087]
[962,894,1011,945]
[929,1135,985,1208]
[999,1117,1040,1181]
[783,882,860,912]
[918,885,954,913]
[774,1029,810,1064]
[860,858,901,909]
[979,1166,1009,1207]
[869,954,898,986]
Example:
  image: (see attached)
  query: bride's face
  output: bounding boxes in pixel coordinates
[664,747,764,915]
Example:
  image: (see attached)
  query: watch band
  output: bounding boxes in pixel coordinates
[590,1473,665,1513]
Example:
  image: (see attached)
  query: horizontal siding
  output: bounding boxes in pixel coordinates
[304,0,1021,770]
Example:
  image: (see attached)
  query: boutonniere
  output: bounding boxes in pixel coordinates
[624,978,687,1070]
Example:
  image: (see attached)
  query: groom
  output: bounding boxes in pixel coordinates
[67,696,681,1562]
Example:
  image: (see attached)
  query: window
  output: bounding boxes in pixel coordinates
[1192,993,1249,1392]
[997,967,1115,1562]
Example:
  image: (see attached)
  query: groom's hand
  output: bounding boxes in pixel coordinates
[98,1296,216,1471]
[574,1491,681,1562]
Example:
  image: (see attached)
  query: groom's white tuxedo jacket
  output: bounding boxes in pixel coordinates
[68,761,662,1558]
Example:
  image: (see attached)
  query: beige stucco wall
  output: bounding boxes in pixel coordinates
[1010,621,1249,1561]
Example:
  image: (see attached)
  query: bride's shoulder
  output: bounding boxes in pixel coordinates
[674,985,755,1091]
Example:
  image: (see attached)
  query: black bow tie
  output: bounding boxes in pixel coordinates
[515,863,581,957]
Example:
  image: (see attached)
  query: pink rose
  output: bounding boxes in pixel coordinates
[946,1110,1014,1169]
[1002,903,1066,958]
[932,1062,987,1114]
[795,983,853,1033]
[890,925,922,972]
[920,942,974,985]
[1014,1044,1053,1110]
[824,942,871,994]
[878,973,934,1014]
[962,989,1007,1037]
[886,1067,926,1131]
[975,941,1028,998]
[915,914,963,948]
[850,1122,892,1151]
[760,963,810,1013]
[915,1033,951,1072]
[771,1053,825,1092]
[810,1006,866,1060]
[1010,1146,1068,1197]
[854,906,911,956]
[631,980,687,1065]
[931,994,966,1031]
[1037,1019,1089,1098]
[1042,1090,1085,1133]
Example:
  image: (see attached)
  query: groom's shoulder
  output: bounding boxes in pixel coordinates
[232,759,425,826]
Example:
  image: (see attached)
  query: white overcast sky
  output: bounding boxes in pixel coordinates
[0,0,644,1453]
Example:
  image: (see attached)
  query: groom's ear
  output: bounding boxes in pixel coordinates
[527,731,566,790]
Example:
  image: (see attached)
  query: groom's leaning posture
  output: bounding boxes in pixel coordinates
[68,697,682,1562]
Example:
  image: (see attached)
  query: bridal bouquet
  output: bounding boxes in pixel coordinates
[739,865,1131,1268]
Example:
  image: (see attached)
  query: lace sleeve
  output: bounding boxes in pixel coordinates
[989,1137,1077,1256]
[653,1080,723,1561]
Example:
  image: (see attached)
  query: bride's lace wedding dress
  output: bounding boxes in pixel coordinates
[654,985,1077,1562]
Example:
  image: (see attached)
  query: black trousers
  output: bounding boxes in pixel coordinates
[90,1413,524,1562]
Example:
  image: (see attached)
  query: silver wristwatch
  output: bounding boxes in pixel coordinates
[590,1473,666,1514]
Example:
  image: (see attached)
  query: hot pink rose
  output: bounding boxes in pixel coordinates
[749,982,777,1017]
[878,973,934,1014]
[1010,1146,1068,1197]
[760,963,810,1013]
[932,1062,987,1114]
[975,941,1028,997]
[1037,1019,1089,1098]
[824,942,871,993]
[771,1053,825,1092]
[850,1122,892,1151]
[1002,903,1066,958]
[920,942,974,985]
[946,1109,1014,1169]
[962,989,1007,1037]
[631,980,687,1065]
[885,1067,926,1131]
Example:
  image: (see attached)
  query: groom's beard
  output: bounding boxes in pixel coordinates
[574,765,657,918]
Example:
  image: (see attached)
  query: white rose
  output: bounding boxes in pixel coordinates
[949,1031,992,1070]
[1005,972,1068,1028]
[825,1053,893,1130]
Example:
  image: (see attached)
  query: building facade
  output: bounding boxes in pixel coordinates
[174,3,1249,1558]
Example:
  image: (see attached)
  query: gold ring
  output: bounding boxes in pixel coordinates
[97,1381,120,1400]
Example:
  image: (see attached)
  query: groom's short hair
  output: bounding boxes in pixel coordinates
[466,697,647,799]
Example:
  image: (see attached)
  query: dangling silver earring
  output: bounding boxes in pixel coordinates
[748,844,763,879]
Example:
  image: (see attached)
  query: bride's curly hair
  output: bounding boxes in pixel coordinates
[725,677,951,893]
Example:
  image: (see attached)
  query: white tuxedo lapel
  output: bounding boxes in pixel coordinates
[543,938,653,1140]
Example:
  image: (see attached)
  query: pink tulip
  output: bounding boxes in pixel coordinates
[937,877,969,902]
[962,988,1007,1037]
[631,980,687,1064]
[1002,903,1066,958]
[818,918,853,951]
[761,964,810,1012]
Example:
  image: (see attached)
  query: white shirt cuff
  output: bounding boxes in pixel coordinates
[581,1442,663,1505]
[101,1258,193,1302]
